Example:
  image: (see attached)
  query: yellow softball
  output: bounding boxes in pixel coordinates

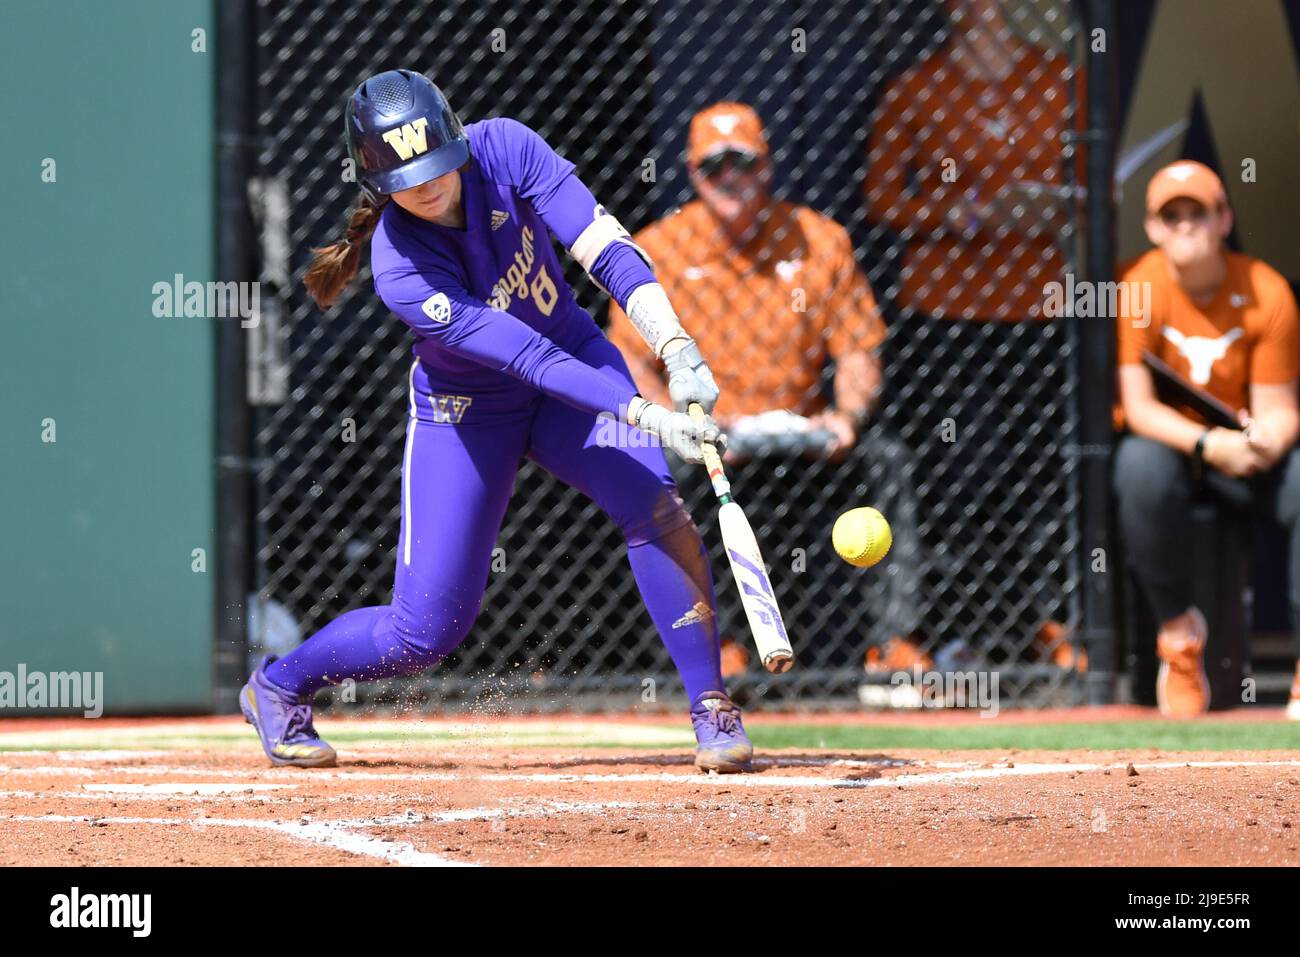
[832,507,892,568]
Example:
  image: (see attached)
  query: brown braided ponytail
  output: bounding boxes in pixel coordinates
[303,192,389,308]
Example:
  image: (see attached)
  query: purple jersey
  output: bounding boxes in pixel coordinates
[260,114,729,741]
[372,117,654,420]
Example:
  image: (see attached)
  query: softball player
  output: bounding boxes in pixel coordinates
[240,69,753,772]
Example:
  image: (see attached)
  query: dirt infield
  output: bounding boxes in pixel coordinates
[2,714,1299,866]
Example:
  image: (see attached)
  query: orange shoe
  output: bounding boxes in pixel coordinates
[1286,667,1300,722]
[1035,620,1088,672]
[719,637,750,678]
[1156,607,1210,717]
[864,635,933,675]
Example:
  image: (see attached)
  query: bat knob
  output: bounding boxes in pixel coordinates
[763,652,795,674]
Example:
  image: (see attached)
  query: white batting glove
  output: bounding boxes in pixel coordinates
[663,340,720,415]
[630,398,727,464]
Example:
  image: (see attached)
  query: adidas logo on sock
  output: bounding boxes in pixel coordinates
[672,601,713,629]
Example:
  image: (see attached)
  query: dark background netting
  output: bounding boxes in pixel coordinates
[245,0,1086,712]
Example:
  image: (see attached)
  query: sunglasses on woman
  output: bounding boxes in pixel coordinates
[1157,204,1219,227]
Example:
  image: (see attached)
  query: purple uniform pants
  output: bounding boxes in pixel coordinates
[266,330,725,702]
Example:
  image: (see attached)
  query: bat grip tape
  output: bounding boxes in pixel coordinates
[687,402,731,498]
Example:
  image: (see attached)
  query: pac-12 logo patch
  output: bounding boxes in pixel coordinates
[421,292,451,324]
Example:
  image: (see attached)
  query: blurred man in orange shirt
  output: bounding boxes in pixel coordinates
[864,0,1083,669]
[608,102,925,674]
[1115,160,1300,718]
[865,0,1079,322]
[612,105,883,448]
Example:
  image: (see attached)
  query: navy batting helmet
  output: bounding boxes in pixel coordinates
[346,70,469,203]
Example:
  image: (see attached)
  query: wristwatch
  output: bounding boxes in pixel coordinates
[1193,427,1212,481]
[1194,427,1212,460]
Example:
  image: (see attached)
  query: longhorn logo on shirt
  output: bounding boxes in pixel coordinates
[428,393,472,424]
[1161,326,1244,385]
[381,117,430,160]
[775,259,802,281]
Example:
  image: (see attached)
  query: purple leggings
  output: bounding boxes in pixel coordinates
[265,332,724,702]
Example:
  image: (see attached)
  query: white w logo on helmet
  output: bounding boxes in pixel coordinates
[381,117,430,160]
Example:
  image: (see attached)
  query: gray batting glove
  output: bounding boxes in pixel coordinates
[634,401,727,465]
[663,340,720,414]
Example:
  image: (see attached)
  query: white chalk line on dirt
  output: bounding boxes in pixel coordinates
[3,759,1299,793]
[13,749,904,769]
[488,759,1300,790]
[9,753,1299,866]
[5,813,465,867]
[5,800,659,867]
[340,800,649,829]
[50,750,175,761]
[0,720,697,752]
[80,782,296,795]
[0,790,408,803]
[0,755,909,782]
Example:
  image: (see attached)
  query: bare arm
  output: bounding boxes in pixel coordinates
[1246,380,1300,469]
[1120,364,1276,478]
[807,349,884,461]
[834,348,882,418]
[1118,363,1206,455]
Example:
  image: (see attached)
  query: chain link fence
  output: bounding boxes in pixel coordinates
[244,0,1088,712]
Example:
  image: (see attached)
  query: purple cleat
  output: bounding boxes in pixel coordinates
[240,655,337,768]
[690,690,753,773]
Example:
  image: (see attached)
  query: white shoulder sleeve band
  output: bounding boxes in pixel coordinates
[625,282,688,358]
[572,208,691,356]
[569,206,686,356]
[569,206,655,273]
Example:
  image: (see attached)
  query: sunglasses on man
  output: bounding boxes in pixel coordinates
[697,150,761,179]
